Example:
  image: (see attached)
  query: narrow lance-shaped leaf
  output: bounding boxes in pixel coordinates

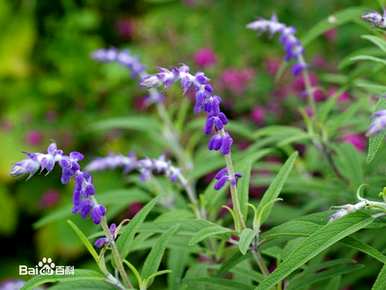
[367,96,386,164]
[256,152,298,225]
[21,269,105,290]
[67,220,99,263]
[238,228,257,255]
[372,264,386,290]
[188,224,232,246]
[141,225,180,281]
[255,212,375,290]
[116,197,159,258]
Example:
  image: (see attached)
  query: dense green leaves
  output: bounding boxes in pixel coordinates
[256,152,298,225]
[116,197,159,258]
[255,212,375,290]
[21,270,105,290]
[372,264,386,290]
[188,223,232,245]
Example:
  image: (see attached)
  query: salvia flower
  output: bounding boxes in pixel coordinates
[247,14,306,76]
[214,168,242,190]
[95,223,117,248]
[91,48,145,77]
[367,109,386,136]
[361,10,386,29]
[86,153,186,186]
[10,143,105,224]
[140,64,240,190]
[91,48,164,105]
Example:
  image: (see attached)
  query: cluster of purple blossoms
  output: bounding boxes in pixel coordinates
[361,10,386,29]
[85,153,187,187]
[214,168,242,190]
[367,110,386,136]
[247,14,306,76]
[95,223,117,248]
[141,64,240,189]
[91,48,164,104]
[10,143,106,224]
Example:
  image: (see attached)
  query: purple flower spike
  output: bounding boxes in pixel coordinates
[10,143,106,224]
[247,14,306,76]
[367,109,386,136]
[91,48,145,77]
[213,167,242,190]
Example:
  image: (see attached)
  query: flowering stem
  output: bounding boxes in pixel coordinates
[154,95,193,172]
[100,217,132,289]
[221,129,246,231]
[298,56,345,181]
[298,55,316,118]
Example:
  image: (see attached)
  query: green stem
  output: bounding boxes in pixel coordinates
[252,249,269,276]
[221,129,246,231]
[101,217,133,289]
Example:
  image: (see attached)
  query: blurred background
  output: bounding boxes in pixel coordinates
[0,0,383,283]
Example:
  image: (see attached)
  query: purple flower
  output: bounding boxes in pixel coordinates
[247,14,306,76]
[367,109,386,136]
[214,168,242,190]
[91,48,145,77]
[10,143,106,224]
[362,10,386,29]
[95,223,117,248]
[86,154,184,185]
[141,64,233,157]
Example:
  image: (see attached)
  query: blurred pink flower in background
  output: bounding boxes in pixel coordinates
[40,189,60,208]
[327,87,351,103]
[25,130,44,146]
[265,57,281,76]
[116,18,135,39]
[324,28,337,42]
[251,106,266,125]
[313,88,327,102]
[292,73,318,93]
[46,110,58,123]
[126,202,143,218]
[194,48,217,68]
[220,68,255,94]
[0,119,13,132]
[133,95,147,111]
[342,133,366,152]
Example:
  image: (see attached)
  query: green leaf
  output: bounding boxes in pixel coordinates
[67,220,99,263]
[302,7,364,46]
[91,116,161,132]
[341,237,386,264]
[323,276,341,290]
[362,35,386,52]
[217,252,252,276]
[34,189,150,228]
[334,143,364,188]
[255,212,374,290]
[116,197,159,258]
[256,152,298,225]
[236,149,272,219]
[238,228,257,255]
[350,55,386,66]
[188,224,232,245]
[372,264,386,290]
[141,225,180,280]
[48,280,117,290]
[21,269,105,290]
[168,247,190,290]
[186,277,254,290]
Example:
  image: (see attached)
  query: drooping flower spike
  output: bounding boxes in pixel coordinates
[10,143,105,224]
[140,64,241,190]
[366,109,386,136]
[91,48,163,104]
[361,10,386,29]
[247,14,306,76]
[86,153,187,186]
